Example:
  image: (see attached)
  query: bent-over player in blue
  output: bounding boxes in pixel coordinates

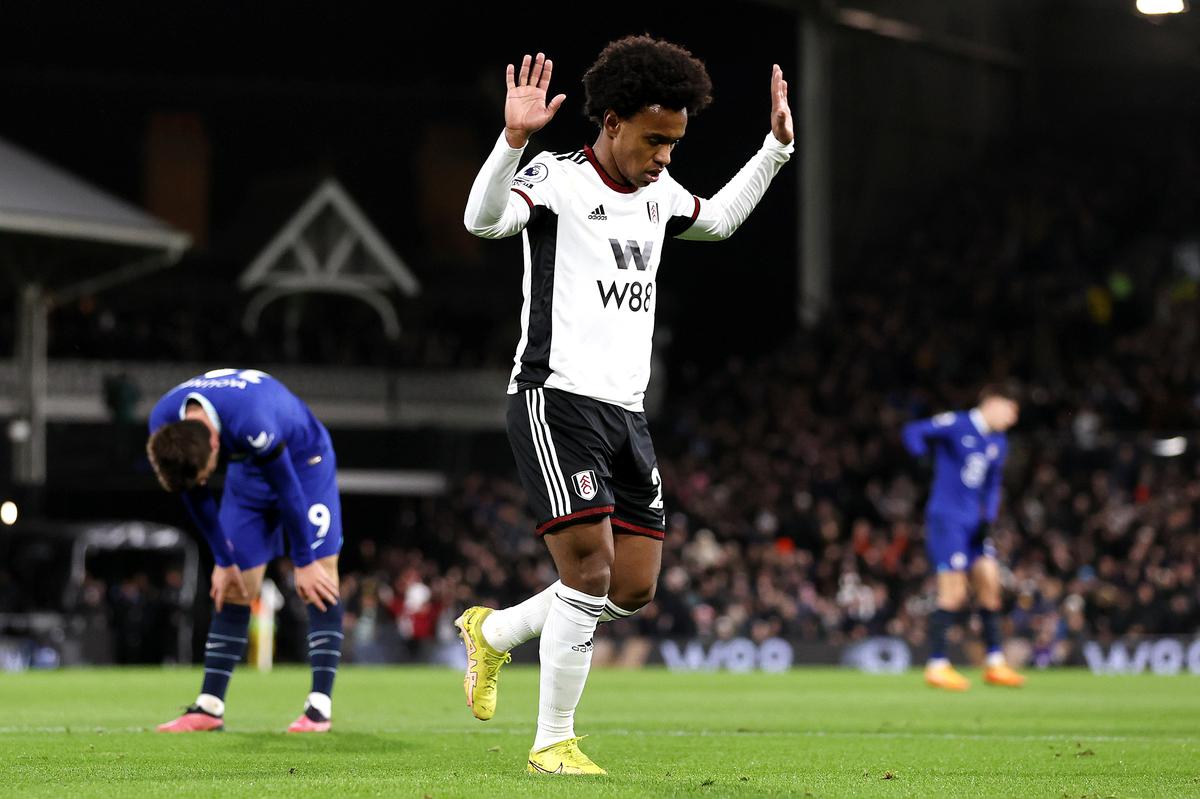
[902,383,1025,691]
[147,369,343,732]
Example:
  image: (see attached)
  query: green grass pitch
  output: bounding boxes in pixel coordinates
[2,666,1197,797]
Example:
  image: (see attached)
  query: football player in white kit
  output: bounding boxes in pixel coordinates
[460,35,794,775]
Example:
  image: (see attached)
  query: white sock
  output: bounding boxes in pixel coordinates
[306,691,332,719]
[986,651,1006,668]
[481,581,561,652]
[483,586,639,653]
[195,693,225,717]
[598,599,638,624]
[533,584,605,751]
[927,657,950,669]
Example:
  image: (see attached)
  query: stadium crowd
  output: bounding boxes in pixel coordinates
[326,142,1200,666]
[26,140,1199,666]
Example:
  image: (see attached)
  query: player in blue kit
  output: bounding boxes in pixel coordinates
[146,369,344,732]
[902,384,1026,691]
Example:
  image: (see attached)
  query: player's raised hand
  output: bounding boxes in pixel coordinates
[295,561,339,612]
[504,52,567,149]
[770,64,793,146]
[210,564,248,613]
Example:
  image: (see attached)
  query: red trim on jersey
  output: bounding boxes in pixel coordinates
[611,518,666,540]
[583,145,637,194]
[511,188,534,209]
[536,505,616,536]
[689,195,701,222]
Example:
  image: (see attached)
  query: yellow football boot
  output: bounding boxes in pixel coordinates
[454,606,510,721]
[984,663,1026,687]
[527,736,607,776]
[925,662,971,691]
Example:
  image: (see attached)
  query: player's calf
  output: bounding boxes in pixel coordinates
[604,581,654,621]
[288,602,342,732]
[158,602,250,732]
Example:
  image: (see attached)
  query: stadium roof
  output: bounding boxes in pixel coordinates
[0,135,189,253]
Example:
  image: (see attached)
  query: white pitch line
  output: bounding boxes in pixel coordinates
[0,726,147,734]
[425,727,1200,746]
[1,726,1196,746]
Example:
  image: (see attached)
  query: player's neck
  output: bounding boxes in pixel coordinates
[969,407,992,435]
[589,135,632,188]
[184,405,217,434]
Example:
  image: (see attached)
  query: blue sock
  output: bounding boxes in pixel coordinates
[200,603,251,703]
[929,608,963,661]
[979,608,1002,656]
[307,603,344,702]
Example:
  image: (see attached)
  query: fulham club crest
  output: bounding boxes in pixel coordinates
[646,201,660,225]
[572,470,598,500]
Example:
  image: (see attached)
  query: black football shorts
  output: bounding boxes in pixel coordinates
[507,386,666,539]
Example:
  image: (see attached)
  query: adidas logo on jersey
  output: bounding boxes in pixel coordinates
[587,204,607,221]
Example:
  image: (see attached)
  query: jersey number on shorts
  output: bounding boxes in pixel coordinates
[649,468,664,511]
[308,503,331,550]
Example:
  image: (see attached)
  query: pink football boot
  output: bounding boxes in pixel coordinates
[157,706,224,733]
[287,712,331,733]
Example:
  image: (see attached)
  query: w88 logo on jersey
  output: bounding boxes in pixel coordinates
[596,280,654,312]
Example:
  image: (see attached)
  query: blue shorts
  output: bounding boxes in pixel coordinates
[925,515,995,573]
[218,448,343,569]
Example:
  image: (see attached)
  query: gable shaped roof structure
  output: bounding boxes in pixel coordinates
[239,178,419,340]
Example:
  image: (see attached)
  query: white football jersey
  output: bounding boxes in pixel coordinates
[507,145,700,411]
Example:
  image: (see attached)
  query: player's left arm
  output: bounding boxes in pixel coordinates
[254,444,315,564]
[255,444,340,610]
[675,65,794,242]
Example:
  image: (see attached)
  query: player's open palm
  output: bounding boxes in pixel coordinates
[505,52,566,148]
[770,64,793,145]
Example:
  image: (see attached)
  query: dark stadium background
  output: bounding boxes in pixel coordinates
[0,0,1197,670]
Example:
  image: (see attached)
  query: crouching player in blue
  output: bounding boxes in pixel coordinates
[146,369,343,732]
[902,383,1025,691]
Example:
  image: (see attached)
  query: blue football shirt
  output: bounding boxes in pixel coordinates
[901,409,1007,525]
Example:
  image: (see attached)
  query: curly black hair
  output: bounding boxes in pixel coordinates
[583,35,713,125]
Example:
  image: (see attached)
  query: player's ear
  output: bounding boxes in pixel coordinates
[603,109,621,138]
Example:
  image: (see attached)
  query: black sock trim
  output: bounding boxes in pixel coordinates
[555,592,604,617]
[604,601,636,618]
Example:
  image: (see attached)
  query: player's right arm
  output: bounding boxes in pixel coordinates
[982,441,1008,522]
[901,412,959,458]
[180,488,235,565]
[464,52,566,239]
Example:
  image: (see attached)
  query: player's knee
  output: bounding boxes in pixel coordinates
[977,592,1001,612]
[611,580,656,612]
[318,554,339,577]
[570,552,613,597]
[938,587,968,611]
